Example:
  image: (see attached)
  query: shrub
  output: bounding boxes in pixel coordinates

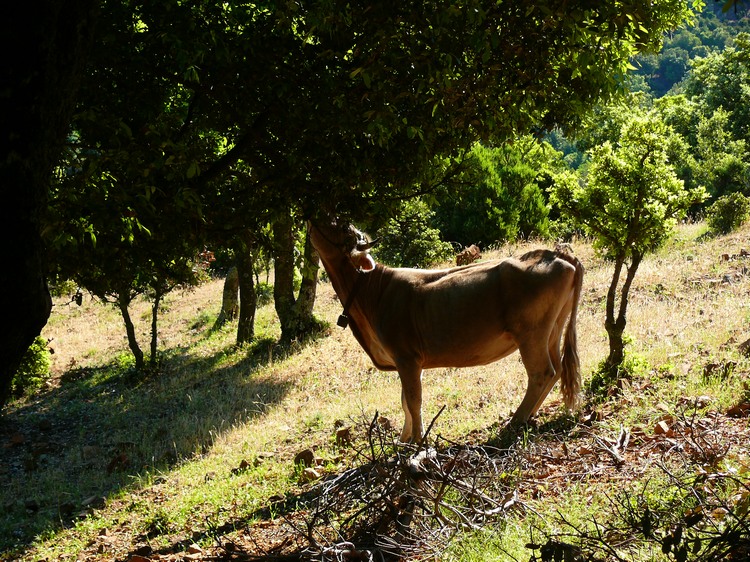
[372,198,453,268]
[48,279,78,299]
[12,336,51,398]
[587,344,649,399]
[434,142,552,247]
[256,281,274,306]
[706,191,750,234]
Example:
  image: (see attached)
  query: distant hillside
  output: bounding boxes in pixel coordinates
[633,3,750,96]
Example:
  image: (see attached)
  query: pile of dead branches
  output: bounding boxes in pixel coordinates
[291,409,526,561]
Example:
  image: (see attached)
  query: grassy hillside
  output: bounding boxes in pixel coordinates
[1,221,749,561]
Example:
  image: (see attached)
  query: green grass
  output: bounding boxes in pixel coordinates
[2,222,750,561]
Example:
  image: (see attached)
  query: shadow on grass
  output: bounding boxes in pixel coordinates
[0,329,328,556]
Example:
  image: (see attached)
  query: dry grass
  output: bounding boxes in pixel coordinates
[2,221,750,561]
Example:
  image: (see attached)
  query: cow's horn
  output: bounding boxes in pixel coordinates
[356,238,379,251]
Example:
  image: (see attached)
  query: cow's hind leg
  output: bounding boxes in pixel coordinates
[400,389,413,442]
[528,321,565,415]
[397,361,424,442]
[511,338,557,425]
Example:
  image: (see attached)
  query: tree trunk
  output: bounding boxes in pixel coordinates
[214,266,239,329]
[149,289,163,369]
[604,253,643,372]
[296,226,320,320]
[272,214,297,341]
[272,215,299,343]
[117,296,145,370]
[605,321,626,372]
[272,216,320,343]
[0,1,98,410]
[604,256,627,372]
[236,234,257,345]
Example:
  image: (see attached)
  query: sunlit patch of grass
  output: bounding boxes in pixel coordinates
[189,309,215,331]
[444,477,619,562]
[444,523,524,562]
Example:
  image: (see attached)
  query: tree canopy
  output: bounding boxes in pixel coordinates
[633,2,750,95]
[3,0,707,408]
[64,0,705,220]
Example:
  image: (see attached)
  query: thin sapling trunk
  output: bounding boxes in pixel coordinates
[604,252,643,372]
[117,295,144,370]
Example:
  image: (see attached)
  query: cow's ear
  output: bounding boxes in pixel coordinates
[354,253,376,272]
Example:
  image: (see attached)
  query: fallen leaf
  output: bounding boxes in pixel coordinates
[678,395,713,408]
[727,401,750,418]
[335,426,352,446]
[712,507,728,521]
[654,420,674,437]
[231,459,251,475]
[377,416,393,430]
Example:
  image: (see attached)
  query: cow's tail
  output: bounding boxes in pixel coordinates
[559,255,584,411]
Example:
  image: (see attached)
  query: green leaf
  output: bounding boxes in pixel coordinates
[186,162,200,179]
[119,121,132,139]
[183,65,200,83]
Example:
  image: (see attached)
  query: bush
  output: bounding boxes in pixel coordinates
[372,198,453,268]
[256,281,274,306]
[48,279,78,299]
[706,192,750,234]
[12,336,51,398]
[434,142,552,247]
[587,344,649,399]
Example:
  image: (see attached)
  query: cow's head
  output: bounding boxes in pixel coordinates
[348,225,377,272]
[311,220,377,272]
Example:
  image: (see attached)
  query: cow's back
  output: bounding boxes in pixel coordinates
[372,255,574,368]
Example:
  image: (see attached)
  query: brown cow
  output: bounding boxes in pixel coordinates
[310,219,584,442]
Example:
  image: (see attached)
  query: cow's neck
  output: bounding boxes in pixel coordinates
[339,269,366,322]
[318,252,385,351]
[319,252,380,316]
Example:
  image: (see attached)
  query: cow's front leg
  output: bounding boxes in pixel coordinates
[397,361,423,442]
